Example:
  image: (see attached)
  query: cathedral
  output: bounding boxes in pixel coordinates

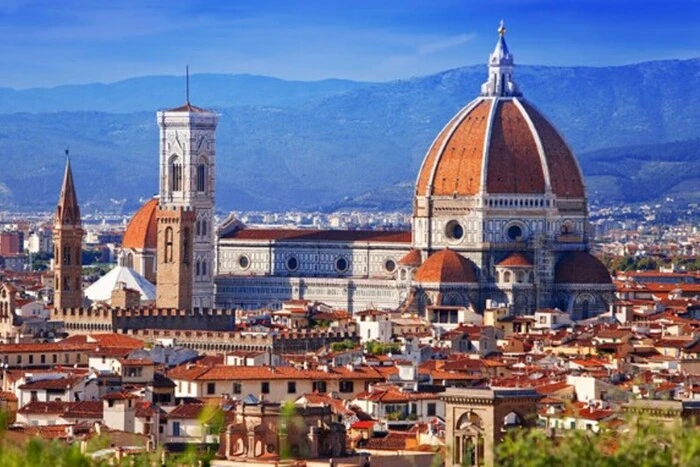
[95,24,614,318]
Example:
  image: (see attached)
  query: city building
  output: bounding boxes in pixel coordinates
[110,23,614,317]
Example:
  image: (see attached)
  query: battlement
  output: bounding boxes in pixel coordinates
[157,204,195,212]
[53,305,357,354]
[113,308,234,318]
[119,327,358,354]
[53,306,234,318]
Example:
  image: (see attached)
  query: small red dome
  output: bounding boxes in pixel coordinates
[399,249,422,267]
[122,198,158,250]
[496,252,533,268]
[415,249,477,283]
[554,252,612,284]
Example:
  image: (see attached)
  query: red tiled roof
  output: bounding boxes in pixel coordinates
[19,376,83,391]
[398,249,422,267]
[351,420,375,429]
[299,394,355,416]
[0,391,17,402]
[554,252,612,284]
[520,101,584,198]
[169,364,384,382]
[62,401,103,419]
[497,252,533,268]
[221,228,411,244]
[63,333,145,349]
[0,342,94,354]
[102,392,140,401]
[415,249,477,283]
[18,401,75,415]
[122,198,158,250]
[417,99,492,197]
[415,97,585,199]
[166,403,205,420]
[89,347,134,358]
[486,100,546,194]
[166,102,210,113]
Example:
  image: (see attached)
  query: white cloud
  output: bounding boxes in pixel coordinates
[418,33,476,55]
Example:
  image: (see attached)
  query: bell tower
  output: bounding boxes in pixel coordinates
[53,157,84,310]
[155,79,218,311]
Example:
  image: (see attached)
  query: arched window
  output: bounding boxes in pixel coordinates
[503,271,511,283]
[126,252,134,268]
[165,227,174,263]
[196,163,206,192]
[182,228,190,265]
[201,220,207,236]
[202,259,207,277]
[196,259,201,276]
[196,220,201,236]
[516,271,524,283]
[169,156,182,192]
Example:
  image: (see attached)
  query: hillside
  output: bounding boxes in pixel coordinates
[1,58,699,212]
[582,138,700,203]
[325,138,700,211]
[0,74,370,113]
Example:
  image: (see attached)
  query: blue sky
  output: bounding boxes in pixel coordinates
[0,0,699,88]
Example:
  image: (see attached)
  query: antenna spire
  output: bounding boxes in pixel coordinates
[65,148,70,161]
[186,65,190,104]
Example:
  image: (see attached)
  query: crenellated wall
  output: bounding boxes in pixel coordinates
[51,306,356,354]
[52,306,235,333]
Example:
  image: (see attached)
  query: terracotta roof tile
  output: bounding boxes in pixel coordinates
[169,364,384,382]
[415,249,477,283]
[122,198,158,250]
[430,100,492,196]
[166,102,210,113]
[496,252,533,267]
[554,252,613,284]
[19,376,83,391]
[520,101,584,198]
[398,249,422,267]
[416,99,491,197]
[487,100,545,194]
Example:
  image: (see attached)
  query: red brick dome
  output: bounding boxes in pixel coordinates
[496,252,533,268]
[415,97,585,199]
[415,249,477,283]
[398,249,422,267]
[122,198,158,250]
[554,251,612,284]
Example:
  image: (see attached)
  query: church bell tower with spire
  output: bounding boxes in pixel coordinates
[155,68,218,311]
[53,155,84,310]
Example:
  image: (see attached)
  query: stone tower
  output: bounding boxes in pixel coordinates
[53,158,84,310]
[442,387,541,466]
[155,98,218,311]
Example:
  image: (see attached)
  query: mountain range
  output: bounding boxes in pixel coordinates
[1,58,699,213]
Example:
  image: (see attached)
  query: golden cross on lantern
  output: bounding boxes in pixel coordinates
[498,20,506,36]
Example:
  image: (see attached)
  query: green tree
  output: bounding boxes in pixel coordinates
[495,418,700,467]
